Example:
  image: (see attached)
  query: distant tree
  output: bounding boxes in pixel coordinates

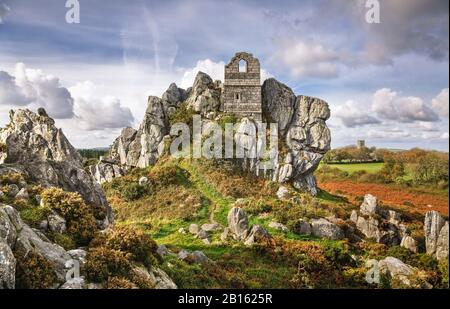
[412,153,449,183]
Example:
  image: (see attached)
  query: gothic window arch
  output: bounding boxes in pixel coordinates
[238,59,247,73]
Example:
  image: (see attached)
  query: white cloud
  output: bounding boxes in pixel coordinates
[180,58,273,89]
[13,63,74,118]
[432,88,449,117]
[0,3,10,24]
[273,38,338,79]
[334,100,380,127]
[69,81,134,130]
[372,88,439,122]
[0,71,30,106]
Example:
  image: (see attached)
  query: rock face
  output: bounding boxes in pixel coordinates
[0,205,72,287]
[109,82,191,168]
[227,207,249,241]
[424,211,449,261]
[186,72,222,115]
[310,218,344,240]
[0,109,112,225]
[234,78,331,195]
[89,159,124,184]
[350,194,405,245]
[107,71,330,195]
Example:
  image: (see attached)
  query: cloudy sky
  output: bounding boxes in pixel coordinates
[0,0,448,150]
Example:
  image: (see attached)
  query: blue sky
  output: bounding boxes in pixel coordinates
[0,0,448,150]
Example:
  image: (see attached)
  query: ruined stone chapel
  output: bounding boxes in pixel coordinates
[223,52,262,120]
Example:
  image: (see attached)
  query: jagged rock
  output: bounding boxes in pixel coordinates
[0,238,15,289]
[276,186,290,199]
[89,161,123,184]
[67,249,87,267]
[350,195,402,245]
[201,223,221,232]
[138,176,149,186]
[0,109,112,225]
[400,236,418,253]
[162,83,187,107]
[132,266,177,289]
[108,127,141,167]
[48,213,67,234]
[15,188,29,200]
[310,218,344,240]
[436,221,449,261]
[196,229,208,240]
[190,250,211,265]
[377,257,431,288]
[188,223,199,235]
[0,205,72,285]
[227,207,249,241]
[268,221,288,232]
[261,78,296,135]
[59,277,86,289]
[360,194,378,216]
[424,211,447,260]
[186,72,221,114]
[296,220,312,235]
[244,225,273,246]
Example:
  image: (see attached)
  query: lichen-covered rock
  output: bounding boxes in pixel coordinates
[186,72,221,115]
[244,225,273,246]
[0,205,72,287]
[360,194,378,216]
[162,83,187,107]
[400,236,418,253]
[0,109,112,225]
[0,238,15,289]
[89,160,123,184]
[424,211,448,260]
[227,207,249,241]
[47,213,67,234]
[310,218,344,240]
[132,266,177,289]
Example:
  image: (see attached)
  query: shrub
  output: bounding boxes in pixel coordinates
[48,232,76,250]
[0,171,24,185]
[121,182,147,201]
[106,277,138,289]
[438,259,449,288]
[41,188,97,245]
[0,142,7,153]
[101,226,161,268]
[84,247,133,283]
[15,251,57,289]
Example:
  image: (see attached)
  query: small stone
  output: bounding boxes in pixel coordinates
[138,176,149,186]
[201,223,221,232]
[15,187,29,200]
[178,227,186,234]
[48,213,67,234]
[202,238,211,245]
[157,245,169,257]
[276,186,290,199]
[177,249,189,260]
[196,229,208,239]
[268,221,289,232]
[39,220,49,231]
[189,223,199,235]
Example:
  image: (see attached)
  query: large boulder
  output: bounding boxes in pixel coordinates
[377,257,432,289]
[89,160,123,184]
[186,72,221,115]
[424,211,448,260]
[310,218,344,240]
[0,237,15,289]
[0,205,72,287]
[350,194,402,245]
[227,207,249,241]
[0,109,112,225]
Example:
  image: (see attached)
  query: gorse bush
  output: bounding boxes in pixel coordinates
[15,250,57,289]
[85,247,133,282]
[41,187,97,245]
[121,182,147,201]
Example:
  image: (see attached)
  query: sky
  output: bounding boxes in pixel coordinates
[0,0,448,150]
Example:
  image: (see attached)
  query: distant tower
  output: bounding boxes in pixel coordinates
[223,52,262,121]
[356,140,365,149]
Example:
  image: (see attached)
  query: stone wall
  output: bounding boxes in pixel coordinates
[223,52,262,120]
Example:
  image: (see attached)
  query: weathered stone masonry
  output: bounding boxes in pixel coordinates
[223,52,262,120]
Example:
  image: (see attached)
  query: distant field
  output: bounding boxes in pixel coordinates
[324,162,384,174]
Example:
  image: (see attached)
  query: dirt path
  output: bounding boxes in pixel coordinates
[318,180,449,216]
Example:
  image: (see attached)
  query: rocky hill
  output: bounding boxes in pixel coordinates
[1,71,448,289]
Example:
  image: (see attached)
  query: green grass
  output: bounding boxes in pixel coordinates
[325,162,384,174]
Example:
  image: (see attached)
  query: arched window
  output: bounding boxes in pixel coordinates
[238,59,247,73]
